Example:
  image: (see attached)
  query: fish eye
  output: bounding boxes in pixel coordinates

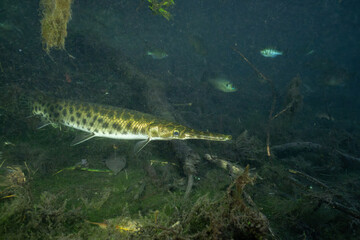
[173,130,179,136]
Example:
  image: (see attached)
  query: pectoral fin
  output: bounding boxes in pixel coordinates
[71,133,95,146]
[134,138,151,153]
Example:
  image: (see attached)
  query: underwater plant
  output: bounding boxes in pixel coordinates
[40,0,73,53]
[148,0,175,21]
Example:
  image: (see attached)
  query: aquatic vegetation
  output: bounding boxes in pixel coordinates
[86,217,142,232]
[141,166,272,239]
[0,163,83,239]
[28,192,83,236]
[148,0,175,21]
[235,130,265,162]
[0,183,32,234]
[40,0,73,53]
[3,166,26,187]
[81,187,112,210]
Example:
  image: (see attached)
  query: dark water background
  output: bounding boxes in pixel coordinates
[1,0,360,239]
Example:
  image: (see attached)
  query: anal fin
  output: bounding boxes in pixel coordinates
[71,133,95,146]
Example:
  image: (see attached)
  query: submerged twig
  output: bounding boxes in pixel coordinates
[288,169,360,220]
[289,169,330,190]
[232,46,277,158]
[272,74,303,120]
[272,141,360,165]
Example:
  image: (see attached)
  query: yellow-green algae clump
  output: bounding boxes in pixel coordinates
[40,0,73,53]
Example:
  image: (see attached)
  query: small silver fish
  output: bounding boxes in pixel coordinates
[260,48,283,58]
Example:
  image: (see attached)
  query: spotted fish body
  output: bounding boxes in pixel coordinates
[31,95,231,149]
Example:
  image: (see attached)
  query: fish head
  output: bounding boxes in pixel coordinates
[215,79,237,92]
[222,81,237,92]
[210,77,237,92]
[149,123,189,140]
[149,123,232,142]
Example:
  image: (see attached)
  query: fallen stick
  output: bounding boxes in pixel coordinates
[232,46,277,158]
[204,154,244,176]
[288,170,360,220]
[272,142,360,165]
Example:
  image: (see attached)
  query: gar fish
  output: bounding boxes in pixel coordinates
[147,50,168,60]
[260,48,283,58]
[31,95,231,152]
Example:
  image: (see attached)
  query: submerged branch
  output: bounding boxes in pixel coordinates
[288,169,360,220]
[204,153,244,177]
[272,141,360,165]
[232,46,277,158]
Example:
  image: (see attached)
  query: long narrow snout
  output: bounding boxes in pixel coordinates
[185,130,232,141]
